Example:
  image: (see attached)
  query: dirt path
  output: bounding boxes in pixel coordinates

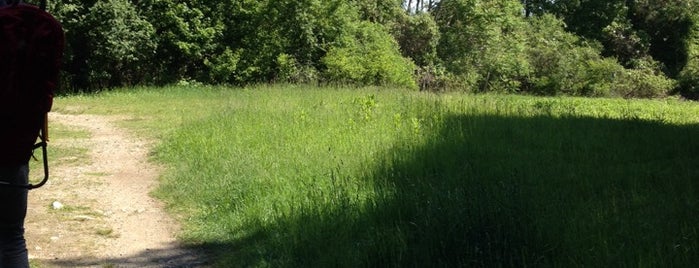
[25,113,208,267]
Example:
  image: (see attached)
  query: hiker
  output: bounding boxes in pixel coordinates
[0,0,63,266]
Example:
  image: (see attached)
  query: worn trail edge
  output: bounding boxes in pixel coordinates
[25,113,207,268]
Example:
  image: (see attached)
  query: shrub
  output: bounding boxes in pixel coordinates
[677,19,699,100]
[205,48,242,84]
[49,0,157,91]
[392,12,440,67]
[611,57,675,98]
[526,14,612,96]
[678,64,699,100]
[275,53,319,84]
[322,21,417,89]
[138,0,221,85]
[582,58,626,97]
[525,14,673,98]
[434,0,530,92]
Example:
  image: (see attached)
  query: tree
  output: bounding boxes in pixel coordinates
[627,0,698,76]
[433,0,530,92]
[521,0,692,98]
[675,2,699,99]
[525,14,673,97]
[212,0,361,84]
[84,0,156,88]
[47,0,91,90]
[393,12,440,67]
[323,21,417,88]
[403,0,439,13]
[353,0,403,23]
[138,0,221,84]
[49,0,156,90]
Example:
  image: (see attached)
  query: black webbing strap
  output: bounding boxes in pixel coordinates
[30,126,50,189]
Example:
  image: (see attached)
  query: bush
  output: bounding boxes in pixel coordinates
[582,58,625,97]
[679,67,699,100]
[611,57,675,98]
[434,0,530,93]
[677,20,699,100]
[526,14,612,96]
[525,14,673,98]
[138,0,221,85]
[205,48,242,84]
[678,65,699,100]
[83,0,157,89]
[582,57,675,99]
[392,12,440,67]
[275,53,319,84]
[322,22,417,89]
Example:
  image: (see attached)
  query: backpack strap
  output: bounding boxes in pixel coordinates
[29,115,49,189]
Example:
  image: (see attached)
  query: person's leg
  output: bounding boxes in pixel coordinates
[0,165,29,268]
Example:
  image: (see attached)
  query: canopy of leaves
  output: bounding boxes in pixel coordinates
[433,0,531,92]
[38,0,699,99]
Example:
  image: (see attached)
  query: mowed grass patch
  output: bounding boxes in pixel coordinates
[129,86,699,267]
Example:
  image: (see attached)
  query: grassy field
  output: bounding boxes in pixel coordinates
[55,85,699,267]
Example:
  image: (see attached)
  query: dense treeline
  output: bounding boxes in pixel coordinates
[26,0,699,99]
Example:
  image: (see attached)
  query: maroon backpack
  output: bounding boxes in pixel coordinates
[0,2,64,188]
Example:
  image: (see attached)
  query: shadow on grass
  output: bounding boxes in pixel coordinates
[138,114,699,267]
[355,114,699,267]
[44,242,210,268]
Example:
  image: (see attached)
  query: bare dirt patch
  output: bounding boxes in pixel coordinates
[25,112,207,268]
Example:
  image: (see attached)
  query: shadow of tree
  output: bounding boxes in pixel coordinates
[44,242,210,268]
[352,114,699,267]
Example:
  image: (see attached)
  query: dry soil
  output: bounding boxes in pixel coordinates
[25,113,208,268]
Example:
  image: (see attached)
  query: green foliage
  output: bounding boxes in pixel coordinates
[48,0,156,90]
[434,0,530,92]
[678,13,699,99]
[352,0,404,23]
[415,64,454,92]
[614,57,676,98]
[84,0,156,88]
[392,12,440,67]
[602,18,651,67]
[275,53,320,84]
[679,65,699,99]
[40,0,696,98]
[205,48,241,84]
[323,22,417,88]
[525,14,674,98]
[46,0,90,91]
[525,14,606,96]
[628,0,699,76]
[138,0,221,83]
[582,58,627,97]
[524,0,698,98]
[530,0,628,43]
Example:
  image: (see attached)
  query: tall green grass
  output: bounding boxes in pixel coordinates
[57,85,699,267]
